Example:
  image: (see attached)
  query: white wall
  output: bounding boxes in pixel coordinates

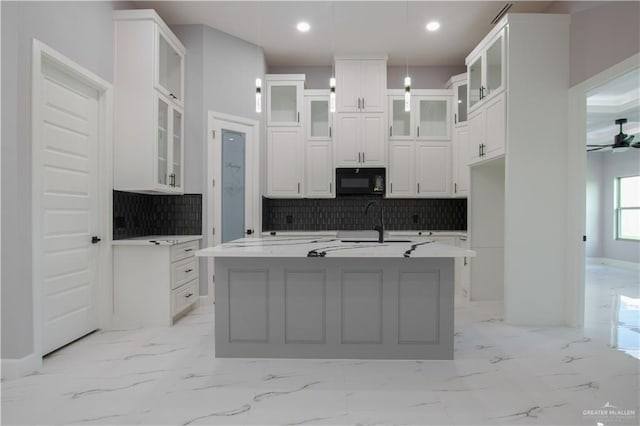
[587,150,640,263]
[171,24,266,296]
[1,1,125,360]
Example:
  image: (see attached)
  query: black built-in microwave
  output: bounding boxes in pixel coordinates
[335,168,385,196]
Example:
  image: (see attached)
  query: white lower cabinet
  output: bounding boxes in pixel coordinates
[305,141,334,198]
[113,239,200,327]
[267,127,304,197]
[388,142,451,198]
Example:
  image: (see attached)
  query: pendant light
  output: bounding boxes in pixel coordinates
[404,0,411,112]
[255,3,262,113]
[329,1,336,112]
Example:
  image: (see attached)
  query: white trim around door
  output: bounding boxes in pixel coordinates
[30,39,113,371]
[206,112,260,301]
[565,53,639,327]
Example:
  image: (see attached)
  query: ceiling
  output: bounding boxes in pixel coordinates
[136,1,554,66]
[587,68,640,148]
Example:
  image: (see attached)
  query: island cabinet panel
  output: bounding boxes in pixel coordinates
[398,272,440,344]
[284,271,326,344]
[228,270,269,342]
[341,271,383,344]
[213,257,455,360]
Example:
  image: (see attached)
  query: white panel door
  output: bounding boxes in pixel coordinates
[359,60,386,112]
[453,125,470,196]
[361,113,386,166]
[334,113,361,166]
[484,92,506,158]
[467,109,484,164]
[415,142,451,197]
[388,142,415,197]
[305,142,334,198]
[267,127,303,197]
[38,60,100,354]
[335,60,361,112]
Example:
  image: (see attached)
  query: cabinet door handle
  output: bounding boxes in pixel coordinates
[184,248,193,252]
[454,183,457,194]
[454,113,457,124]
[297,182,301,193]
[185,293,193,298]
[297,112,300,123]
[329,182,332,193]
[417,126,420,137]
[184,269,193,273]
[358,152,361,163]
[417,182,420,193]
[389,126,392,137]
[362,98,365,110]
[478,144,482,157]
[362,152,365,163]
[329,126,332,138]
[390,182,393,194]
[464,257,468,266]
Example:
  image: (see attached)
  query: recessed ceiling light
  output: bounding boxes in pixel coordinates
[297,22,311,32]
[426,21,440,32]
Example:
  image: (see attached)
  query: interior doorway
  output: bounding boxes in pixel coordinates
[206,112,260,299]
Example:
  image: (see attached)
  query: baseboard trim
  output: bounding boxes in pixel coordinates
[587,257,640,271]
[1,353,41,379]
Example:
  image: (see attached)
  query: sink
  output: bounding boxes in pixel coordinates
[340,239,412,243]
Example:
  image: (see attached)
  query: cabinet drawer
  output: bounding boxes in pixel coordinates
[171,241,199,262]
[171,257,198,290]
[172,280,198,316]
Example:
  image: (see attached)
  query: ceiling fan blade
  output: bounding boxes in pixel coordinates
[630,141,640,148]
[622,134,635,144]
[586,144,612,147]
[587,146,607,152]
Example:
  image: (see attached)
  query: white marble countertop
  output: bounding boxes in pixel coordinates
[196,236,475,258]
[261,230,467,238]
[112,235,202,246]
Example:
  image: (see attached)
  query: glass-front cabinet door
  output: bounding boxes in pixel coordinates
[416,97,451,140]
[305,95,331,140]
[456,83,468,125]
[156,30,184,104]
[468,55,482,110]
[389,97,412,139]
[485,30,504,99]
[267,78,304,127]
[172,108,183,189]
[157,97,169,187]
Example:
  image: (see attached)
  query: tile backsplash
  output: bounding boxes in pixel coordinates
[262,197,467,231]
[113,191,202,239]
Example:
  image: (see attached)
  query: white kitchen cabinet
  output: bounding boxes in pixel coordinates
[387,141,450,198]
[304,92,332,140]
[114,10,186,194]
[305,142,334,198]
[388,142,415,197]
[335,113,385,167]
[335,57,386,113]
[452,125,470,196]
[266,74,305,127]
[467,28,505,113]
[416,142,451,197]
[267,127,304,198]
[455,236,471,302]
[415,96,451,140]
[468,92,505,165]
[113,239,200,327]
[388,91,452,141]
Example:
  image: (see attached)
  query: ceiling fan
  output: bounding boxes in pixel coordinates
[587,118,640,152]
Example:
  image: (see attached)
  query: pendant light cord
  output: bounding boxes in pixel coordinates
[405,0,409,78]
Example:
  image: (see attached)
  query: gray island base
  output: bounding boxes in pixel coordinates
[198,237,475,360]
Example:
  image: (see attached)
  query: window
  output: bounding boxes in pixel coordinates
[616,175,640,240]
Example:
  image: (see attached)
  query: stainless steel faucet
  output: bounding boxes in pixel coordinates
[364,200,384,243]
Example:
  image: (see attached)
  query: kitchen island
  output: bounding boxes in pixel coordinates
[196,236,474,360]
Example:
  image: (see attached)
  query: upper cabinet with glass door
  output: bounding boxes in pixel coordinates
[466,27,505,113]
[388,96,412,140]
[387,90,452,141]
[113,10,187,194]
[156,29,184,106]
[266,74,305,127]
[304,91,332,140]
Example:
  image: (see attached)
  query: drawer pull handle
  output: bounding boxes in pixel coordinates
[184,248,193,252]
[184,269,193,273]
[185,293,193,298]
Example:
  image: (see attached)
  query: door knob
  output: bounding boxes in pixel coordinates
[91,236,102,244]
